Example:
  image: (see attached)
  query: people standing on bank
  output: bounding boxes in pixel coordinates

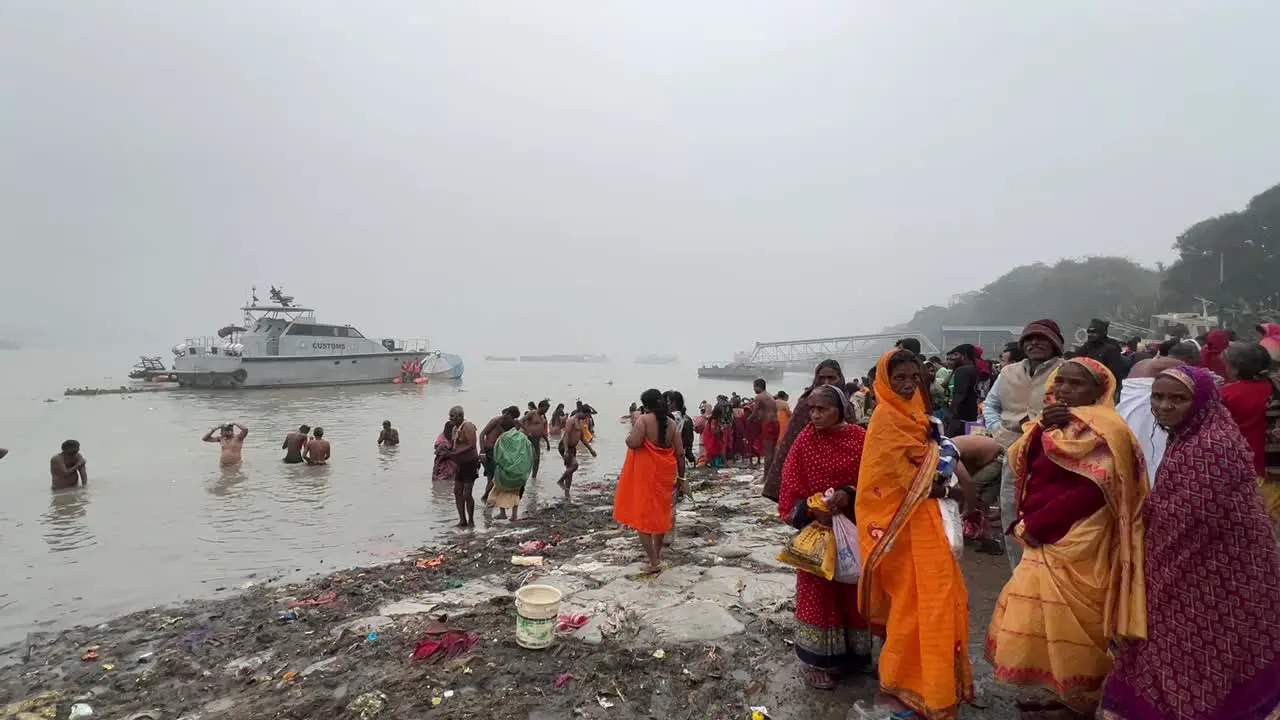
[777,384,871,688]
[613,389,683,574]
[943,344,981,437]
[480,406,520,503]
[857,350,975,718]
[50,440,87,490]
[490,415,533,521]
[761,359,848,502]
[282,425,310,463]
[981,319,1066,569]
[202,422,249,466]
[447,406,480,527]
[986,358,1148,718]
[752,379,779,476]
[1101,365,1280,720]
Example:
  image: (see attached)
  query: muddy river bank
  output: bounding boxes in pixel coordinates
[1,467,1020,720]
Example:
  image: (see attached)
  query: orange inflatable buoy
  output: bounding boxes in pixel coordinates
[414,377,428,384]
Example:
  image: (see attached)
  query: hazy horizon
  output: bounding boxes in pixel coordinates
[3,2,1278,361]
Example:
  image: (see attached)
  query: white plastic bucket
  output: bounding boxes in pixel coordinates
[514,584,562,650]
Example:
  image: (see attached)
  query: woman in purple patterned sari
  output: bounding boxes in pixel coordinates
[1101,365,1280,720]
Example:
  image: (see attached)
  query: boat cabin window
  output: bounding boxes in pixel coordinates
[284,324,365,338]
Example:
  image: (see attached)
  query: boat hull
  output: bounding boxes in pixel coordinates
[697,365,783,382]
[174,351,431,389]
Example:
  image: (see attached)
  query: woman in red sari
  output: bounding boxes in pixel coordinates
[1101,365,1280,720]
[777,384,871,689]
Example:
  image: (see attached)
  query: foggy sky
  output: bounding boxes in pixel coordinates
[2,1,1278,360]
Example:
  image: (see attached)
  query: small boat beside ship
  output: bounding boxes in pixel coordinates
[128,356,178,382]
[169,286,464,389]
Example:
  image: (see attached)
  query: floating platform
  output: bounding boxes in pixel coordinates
[64,385,182,397]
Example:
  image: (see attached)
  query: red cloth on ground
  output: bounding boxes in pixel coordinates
[1222,378,1272,477]
[1017,426,1107,545]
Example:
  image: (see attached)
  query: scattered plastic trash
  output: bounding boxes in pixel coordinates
[101,663,115,671]
[366,632,378,641]
[548,533,562,544]
[555,613,589,633]
[287,591,337,608]
[136,652,154,663]
[276,609,299,624]
[69,703,94,720]
[510,555,544,567]
[597,696,615,709]
[348,690,388,719]
[652,649,665,659]
[415,554,446,568]
[750,707,771,720]
[431,697,442,707]
[443,690,455,699]
[281,671,297,682]
[79,647,98,661]
[519,540,547,552]
[410,629,480,663]
[443,577,465,589]
[553,671,575,688]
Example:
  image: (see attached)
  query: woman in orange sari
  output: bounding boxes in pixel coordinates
[985,357,1148,717]
[613,388,684,573]
[857,349,974,719]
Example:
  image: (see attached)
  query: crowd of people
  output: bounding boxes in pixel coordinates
[757,320,1280,720]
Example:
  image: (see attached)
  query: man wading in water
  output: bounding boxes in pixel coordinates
[557,407,596,501]
[282,424,310,464]
[50,439,87,489]
[521,400,552,479]
[304,427,330,465]
[203,422,249,466]
[480,406,520,503]
[448,406,480,527]
[377,420,400,447]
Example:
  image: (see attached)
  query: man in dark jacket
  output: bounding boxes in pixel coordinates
[1079,318,1130,389]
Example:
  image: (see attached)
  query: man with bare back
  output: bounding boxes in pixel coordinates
[50,440,87,490]
[202,422,249,466]
[480,406,520,502]
[752,379,780,475]
[304,427,331,465]
[521,400,552,479]
[282,424,310,464]
[557,407,596,500]
[448,405,480,527]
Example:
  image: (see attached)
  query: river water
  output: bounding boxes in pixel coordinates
[0,347,831,644]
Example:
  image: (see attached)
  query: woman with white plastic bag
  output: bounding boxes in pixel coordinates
[776,384,872,689]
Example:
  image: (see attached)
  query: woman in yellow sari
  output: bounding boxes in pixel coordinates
[985,357,1148,717]
[857,349,974,719]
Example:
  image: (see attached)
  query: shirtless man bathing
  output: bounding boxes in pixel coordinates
[282,425,310,463]
[521,400,552,479]
[203,422,249,466]
[305,427,331,465]
[50,440,87,489]
[752,378,779,476]
[557,407,596,501]
[447,406,481,527]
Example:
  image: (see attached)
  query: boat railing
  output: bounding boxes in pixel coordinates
[383,338,433,353]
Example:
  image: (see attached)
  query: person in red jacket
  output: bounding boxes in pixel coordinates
[1221,341,1273,477]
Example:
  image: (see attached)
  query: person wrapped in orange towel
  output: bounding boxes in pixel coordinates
[613,388,686,574]
[857,349,975,719]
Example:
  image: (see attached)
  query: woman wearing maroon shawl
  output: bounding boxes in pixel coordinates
[1200,328,1230,378]
[777,384,871,689]
[1101,365,1280,720]
[761,359,847,502]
